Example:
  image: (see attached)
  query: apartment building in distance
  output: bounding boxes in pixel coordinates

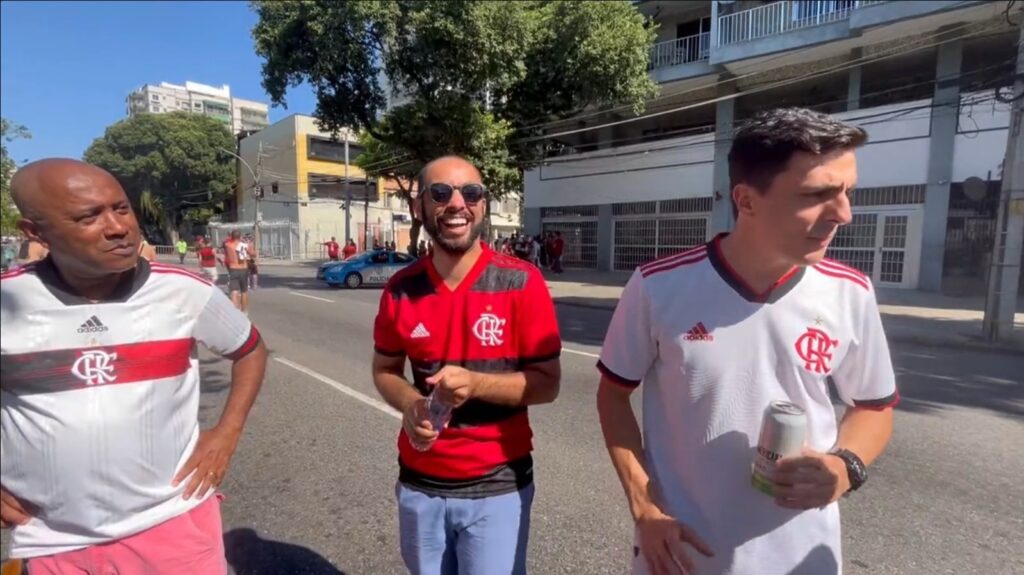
[126,80,270,136]
[524,0,1019,295]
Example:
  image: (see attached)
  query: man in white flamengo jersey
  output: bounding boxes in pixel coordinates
[597,108,898,575]
[0,159,268,574]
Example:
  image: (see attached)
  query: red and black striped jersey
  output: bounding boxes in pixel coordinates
[374,243,561,497]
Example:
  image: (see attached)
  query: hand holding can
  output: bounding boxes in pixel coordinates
[752,401,807,496]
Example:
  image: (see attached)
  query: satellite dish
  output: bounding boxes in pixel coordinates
[962,176,987,201]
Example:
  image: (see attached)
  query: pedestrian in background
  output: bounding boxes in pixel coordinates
[197,237,220,284]
[372,156,561,575]
[223,230,250,313]
[324,237,340,261]
[175,237,188,264]
[596,108,897,575]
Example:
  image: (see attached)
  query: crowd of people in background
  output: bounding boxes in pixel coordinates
[309,231,568,274]
[494,231,564,273]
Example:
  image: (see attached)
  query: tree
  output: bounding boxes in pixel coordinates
[252,0,656,245]
[1,118,31,236]
[83,112,236,242]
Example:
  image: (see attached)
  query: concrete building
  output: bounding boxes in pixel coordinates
[524,0,1019,294]
[233,114,409,258]
[126,81,270,136]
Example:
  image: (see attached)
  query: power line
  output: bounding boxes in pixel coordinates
[516,24,1006,144]
[529,95,1001,173]
[319,18,1011,176]
[542,58,1013,154]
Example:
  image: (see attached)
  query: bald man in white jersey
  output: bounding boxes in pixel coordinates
[597,108,897,575]
[1,159,267,574]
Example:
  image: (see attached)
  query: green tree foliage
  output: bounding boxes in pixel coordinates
[1,118,31,236]
[83,112,236,240]
[251,0,656,244]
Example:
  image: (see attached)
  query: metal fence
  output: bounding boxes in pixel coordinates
[717,1,874,46]
[649,32,710,70]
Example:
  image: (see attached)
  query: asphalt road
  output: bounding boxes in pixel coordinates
[4,262,1023,574]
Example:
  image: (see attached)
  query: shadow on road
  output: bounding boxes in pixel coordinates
[224,528,346,575]
[889,347,1023,419]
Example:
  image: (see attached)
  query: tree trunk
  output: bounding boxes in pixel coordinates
[409,218,423,257]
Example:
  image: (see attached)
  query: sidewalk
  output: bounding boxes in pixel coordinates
[543,270,1024,355]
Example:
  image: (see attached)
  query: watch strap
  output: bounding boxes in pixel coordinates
[830,448,867,492]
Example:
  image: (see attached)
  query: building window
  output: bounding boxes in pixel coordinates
[307,136,365,164]
[308,173,377,201]
[151,94,160,102]
[193,102,202,109]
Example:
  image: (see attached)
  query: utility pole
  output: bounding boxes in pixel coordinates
[255,141,264,254]
[343,133,351,248]
[983,23,1024,343]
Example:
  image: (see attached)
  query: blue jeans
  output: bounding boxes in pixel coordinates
[396,482,535,575]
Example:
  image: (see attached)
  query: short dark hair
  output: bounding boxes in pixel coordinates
[728,108,867,216]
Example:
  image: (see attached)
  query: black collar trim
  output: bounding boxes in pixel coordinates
[36,257,151,306]
[706,233,805,304]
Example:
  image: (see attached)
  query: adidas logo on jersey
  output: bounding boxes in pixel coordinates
[410,323,431,339]
[77,316,109,334]
[684,322,713,342]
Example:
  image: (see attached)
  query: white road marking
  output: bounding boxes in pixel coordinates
[274,357,400,420]
[563,348,600,359]
[289,291,335,303]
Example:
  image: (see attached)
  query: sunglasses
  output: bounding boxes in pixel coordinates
[427,183,487,205]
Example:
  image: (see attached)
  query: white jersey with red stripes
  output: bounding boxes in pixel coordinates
[598,233,897,575]
[0,258,260,558]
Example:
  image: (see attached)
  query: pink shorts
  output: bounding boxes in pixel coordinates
[27,494,226,575]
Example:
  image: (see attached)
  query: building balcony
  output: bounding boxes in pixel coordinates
[717,1,884,47]
[649,32,711,70]
[708,0,985,67]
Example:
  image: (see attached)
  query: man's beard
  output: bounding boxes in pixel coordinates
[422,206,484,254]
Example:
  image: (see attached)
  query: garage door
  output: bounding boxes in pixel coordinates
[541,205,599,269]
[612,198,711,272]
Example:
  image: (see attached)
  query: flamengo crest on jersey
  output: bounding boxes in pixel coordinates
[0,258,260,559]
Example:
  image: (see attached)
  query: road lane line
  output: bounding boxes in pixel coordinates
[563,348,600,359]
[273,357,400,420]
[289,291,335,303]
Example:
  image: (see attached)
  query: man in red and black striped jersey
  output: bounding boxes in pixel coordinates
[372,156,561,575]
[1,159,267,574]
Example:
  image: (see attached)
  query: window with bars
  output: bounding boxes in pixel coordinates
[612,201,656,216]
[612,217,708,271]
[541,205,599,218]
[660,197,713,214]
[851,185,925,206]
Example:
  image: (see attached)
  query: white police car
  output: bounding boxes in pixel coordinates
[317,249,417,288]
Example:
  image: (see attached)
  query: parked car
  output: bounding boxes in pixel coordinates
[317,249,417,288]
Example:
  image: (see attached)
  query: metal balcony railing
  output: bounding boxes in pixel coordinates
[717,1,886,46]
[649,32,711,70]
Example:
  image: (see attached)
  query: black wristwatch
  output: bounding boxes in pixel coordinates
[829,448,868,493]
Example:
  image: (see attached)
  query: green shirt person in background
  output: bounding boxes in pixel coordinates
[175,239,188,264]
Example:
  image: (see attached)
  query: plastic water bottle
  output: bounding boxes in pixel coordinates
[411,390,452,452]
[425,390,453,434]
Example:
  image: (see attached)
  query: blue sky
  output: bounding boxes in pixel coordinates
[0,0,316,163]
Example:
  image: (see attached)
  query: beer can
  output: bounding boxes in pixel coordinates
[751,400,807,496]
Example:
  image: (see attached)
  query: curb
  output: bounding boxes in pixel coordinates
[553,299,1024,357]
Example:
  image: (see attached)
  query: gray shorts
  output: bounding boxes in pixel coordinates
[228,268,250,293]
